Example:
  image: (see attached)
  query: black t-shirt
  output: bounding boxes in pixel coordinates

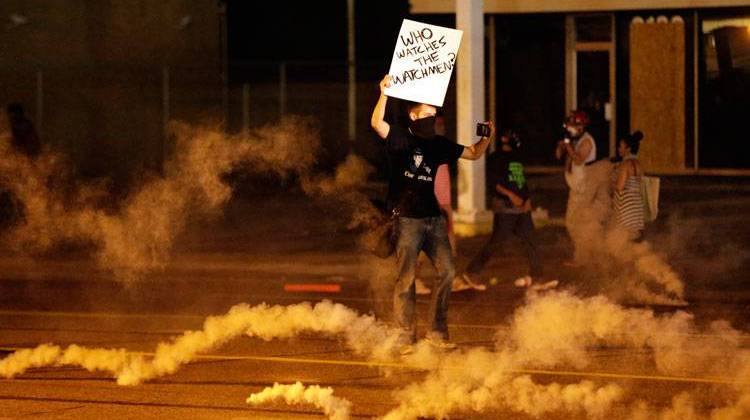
[486,150,529,210]
[386,125,464,218]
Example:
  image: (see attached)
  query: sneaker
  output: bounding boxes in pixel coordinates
[514,275,559,291]
[424,335,457,350]
[530,279,559,291]
[451,277,472,292]
[399,344,414,356]
[415,278,431,295]
[460,274,487,291]
[514,275,533,288]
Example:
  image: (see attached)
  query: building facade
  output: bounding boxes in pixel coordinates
[412,0,750,174]
[0,0,223,185]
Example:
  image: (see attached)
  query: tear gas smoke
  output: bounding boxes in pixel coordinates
[504,291,742,374]
[0,344,131,379]
[247,382,352,420]
[116,299,402,385]
[564,160,612,266]
[5,291,747,419]
[0,117,320,281]
[381,291,749,419]
[383,346,624,420]
[564,160,686,304]
[605,227,686,305]
[302,154,374,196]
[301,153,383,233]
[0,300,402,385]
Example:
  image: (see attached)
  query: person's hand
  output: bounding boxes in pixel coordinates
[482,121,495,138]
[558,140,573,155]
[379,75,392,94]
[509,195,524,208]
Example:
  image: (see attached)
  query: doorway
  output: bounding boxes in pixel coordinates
[566,14,616,159]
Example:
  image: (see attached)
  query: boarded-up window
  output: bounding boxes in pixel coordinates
[630,19,685,172]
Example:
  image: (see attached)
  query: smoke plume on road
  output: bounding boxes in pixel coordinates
[247,382,352,420]
[564,160,686,305]
[0,300,402,384]
[2,292,748,419]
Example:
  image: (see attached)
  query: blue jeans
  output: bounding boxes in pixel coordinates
[466,211,543,278]
[394,216,455,343]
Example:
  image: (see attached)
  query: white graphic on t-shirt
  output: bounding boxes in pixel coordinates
[405,148,433,182]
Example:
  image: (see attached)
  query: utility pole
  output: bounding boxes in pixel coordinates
[347,0,356,142]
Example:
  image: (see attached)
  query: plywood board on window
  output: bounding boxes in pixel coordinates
[630,21,685,172]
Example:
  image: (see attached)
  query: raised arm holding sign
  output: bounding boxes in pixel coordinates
[368,19,494,351]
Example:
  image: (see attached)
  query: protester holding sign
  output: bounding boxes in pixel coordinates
[371,74,493,352]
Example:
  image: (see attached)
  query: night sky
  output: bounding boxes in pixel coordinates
[227,0,410,61]
[226,0,411,82]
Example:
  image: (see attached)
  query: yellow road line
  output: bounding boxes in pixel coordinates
[0,309,498,330]
[0,309,746,339]
[0,310,205,321]
[1,346,747,386]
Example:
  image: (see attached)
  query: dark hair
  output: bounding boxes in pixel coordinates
[404,101,421,113]
[7,103,24,116]
[405,101,439,114]
[501,128,521,150]
[623,130,644,154]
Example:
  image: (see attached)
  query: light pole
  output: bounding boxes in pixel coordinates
[347,0,356,143]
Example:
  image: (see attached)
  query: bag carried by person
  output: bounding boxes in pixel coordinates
[641,175,660,222]
[363,208,399,259]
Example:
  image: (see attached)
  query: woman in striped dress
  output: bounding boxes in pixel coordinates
[613,131,645,238]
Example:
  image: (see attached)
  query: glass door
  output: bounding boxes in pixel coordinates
[566,14,616,159]
[577,51,611,158]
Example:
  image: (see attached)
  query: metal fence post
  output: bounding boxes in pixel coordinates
[162,65,170,170]
[242,83,250,133]
[36,70,43,138]
[347,0,356,142]
[279,61,287,117]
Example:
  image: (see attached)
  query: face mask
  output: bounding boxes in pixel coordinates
[566,126,583,139]
[409,116,436,139]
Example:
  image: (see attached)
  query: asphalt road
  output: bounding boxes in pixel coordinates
[0,176,749,419]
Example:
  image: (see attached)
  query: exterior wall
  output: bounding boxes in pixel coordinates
[411,0,750,14]
[412,3,750,172]
[0,0,222,184]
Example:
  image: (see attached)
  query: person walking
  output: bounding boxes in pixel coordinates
[462,129,557,291]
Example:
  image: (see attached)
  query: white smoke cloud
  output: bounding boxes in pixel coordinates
[2,292,749,419]
[604,228,686,305]
[0,117,321,281]
[0,344,131,379]
[381,290,749,419]
[247,382,352,420]
[383,346,624,420]
[0,300,403,385]
[561,159,687,305]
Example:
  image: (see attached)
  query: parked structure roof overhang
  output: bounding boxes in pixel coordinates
[410,0,750,14]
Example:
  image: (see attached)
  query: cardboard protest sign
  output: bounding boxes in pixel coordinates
[384,19,463,107]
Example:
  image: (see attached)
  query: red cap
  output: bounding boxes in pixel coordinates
[565,110,590,127]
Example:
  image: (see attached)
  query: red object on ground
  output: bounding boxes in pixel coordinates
[283,283,342,293]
